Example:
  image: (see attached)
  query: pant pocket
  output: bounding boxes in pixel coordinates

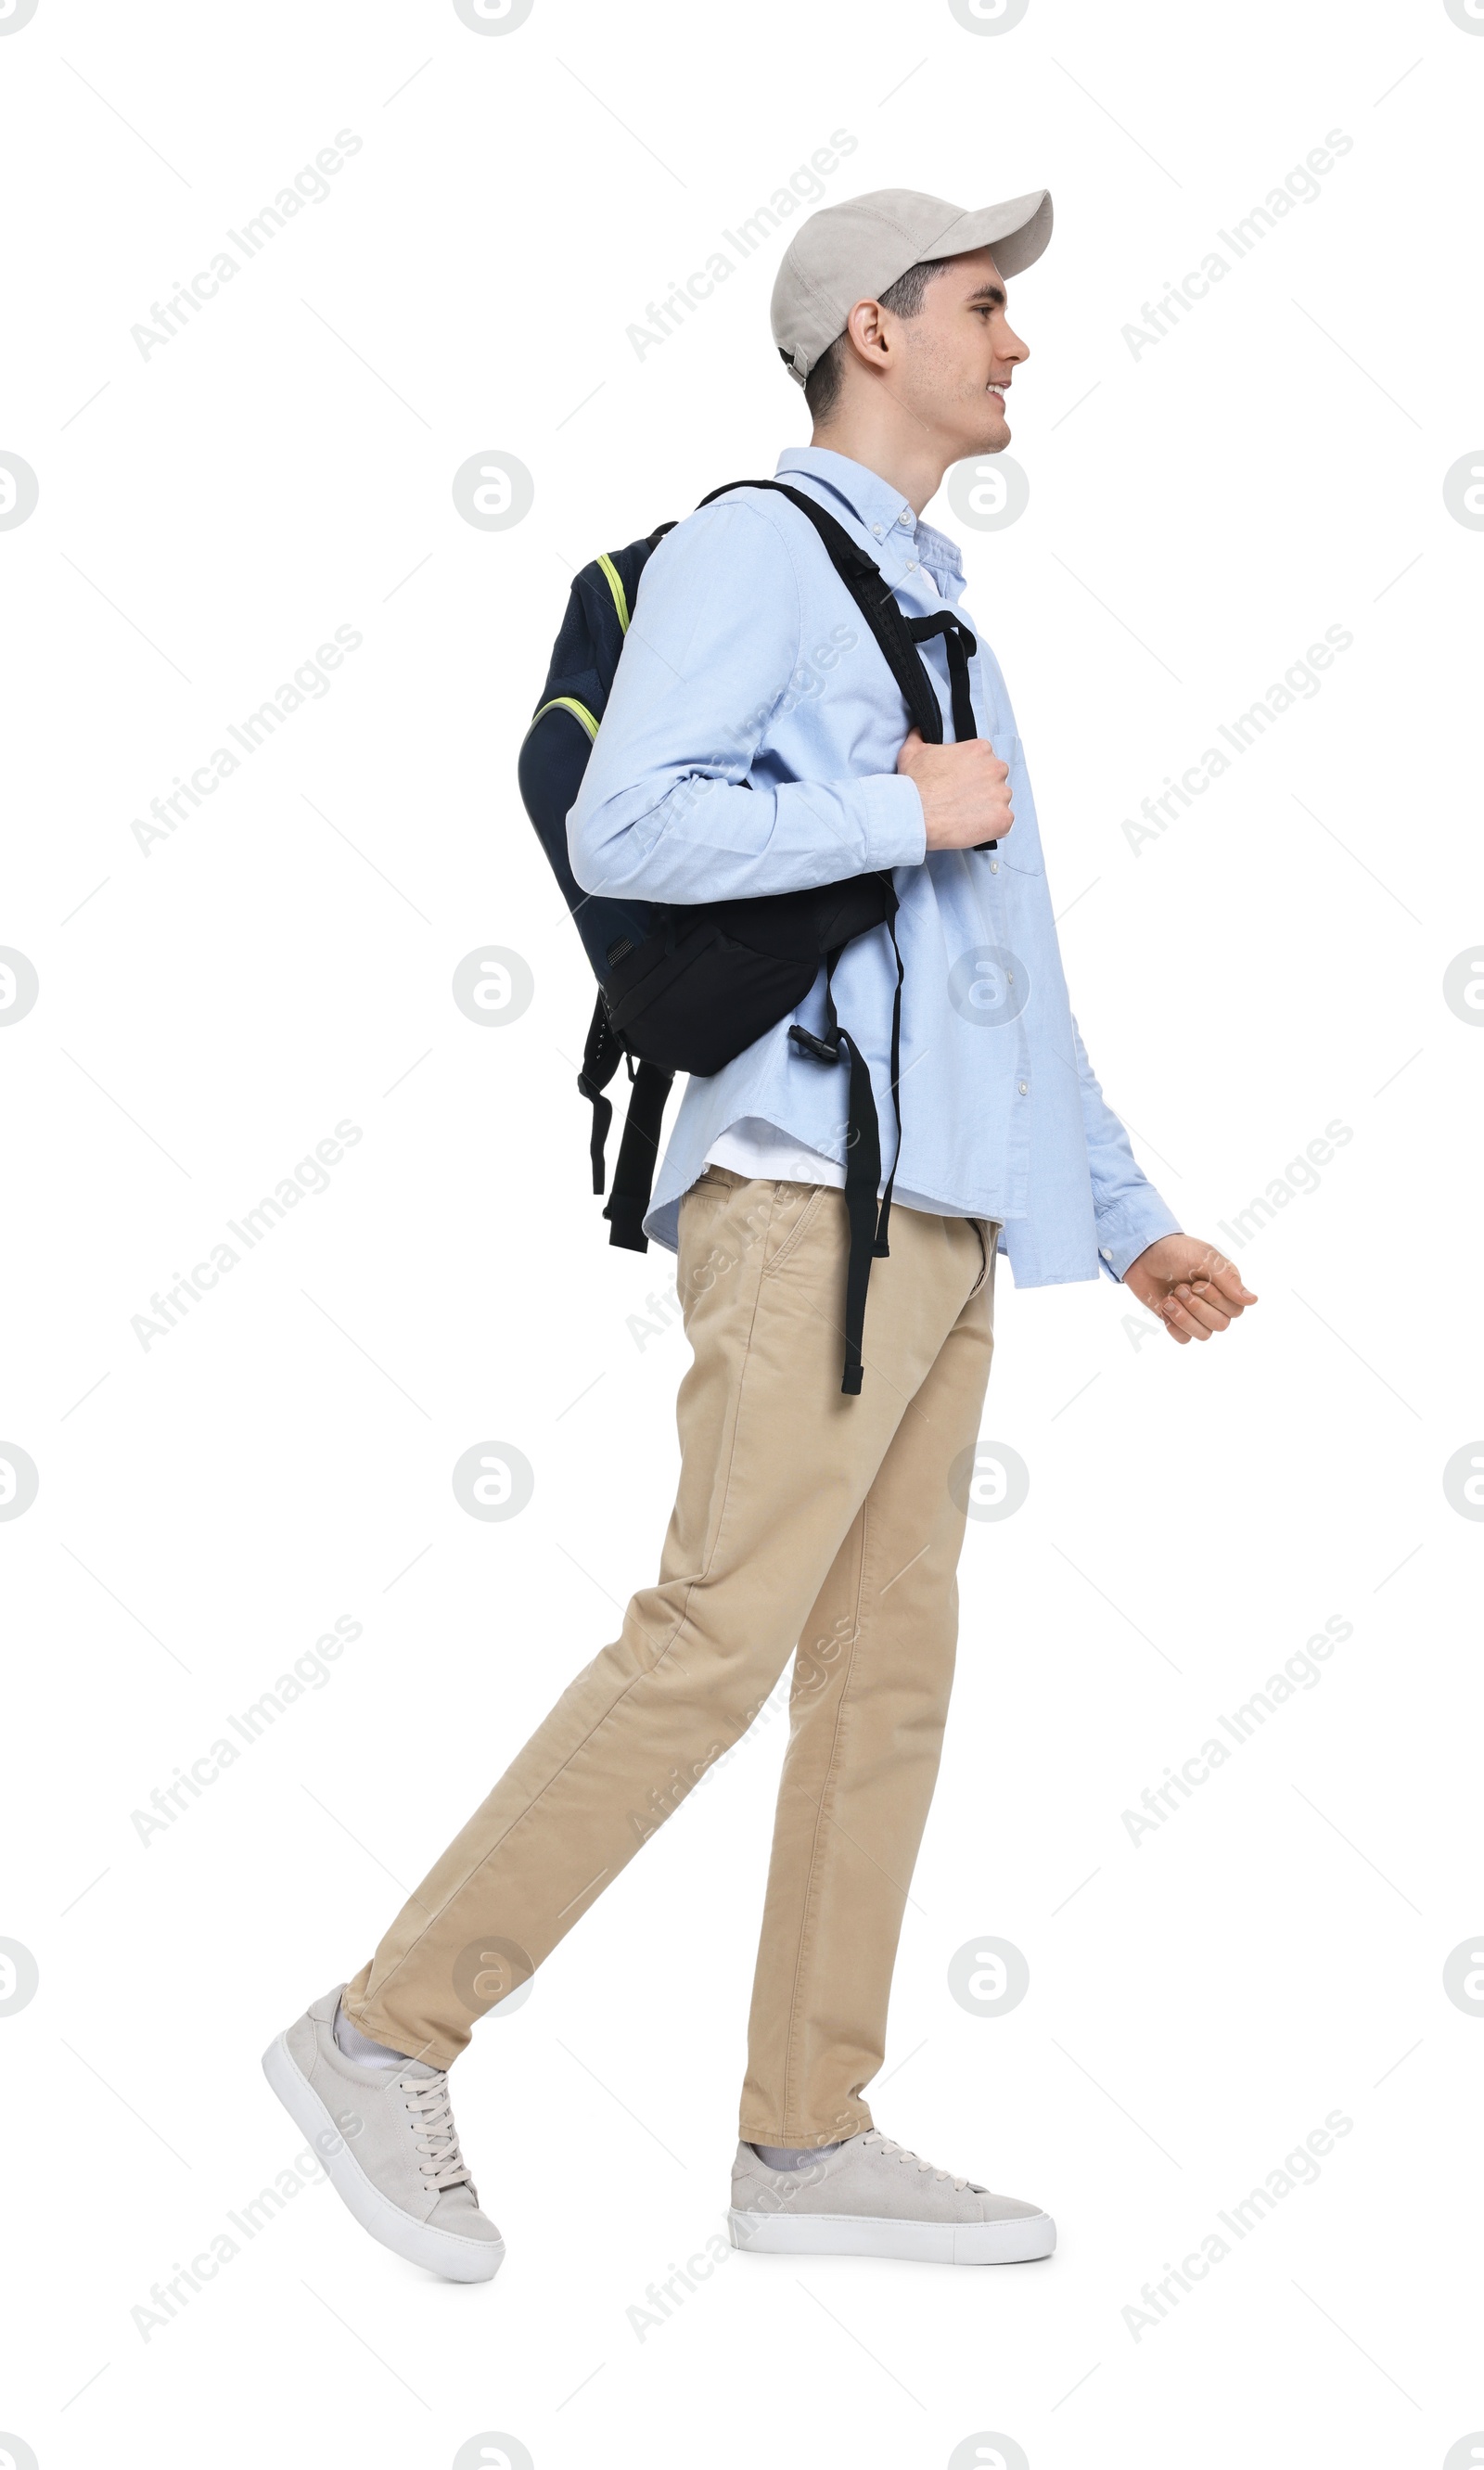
[967,1218,1000,1301]
[759,1182,829,1277]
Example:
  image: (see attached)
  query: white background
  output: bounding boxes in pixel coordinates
[3,0,1482,2464]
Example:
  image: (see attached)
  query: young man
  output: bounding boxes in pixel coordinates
[265,186,1258,2282]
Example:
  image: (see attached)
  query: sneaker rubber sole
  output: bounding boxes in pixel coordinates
[726,2204,1055,2265]
[262,2031,505,2284]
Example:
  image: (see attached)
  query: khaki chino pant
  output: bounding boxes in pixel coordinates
[343,1167,998,2146]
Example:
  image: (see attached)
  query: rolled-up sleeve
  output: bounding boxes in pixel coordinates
[1070,1015,1183,1280]
[567,498,926,903]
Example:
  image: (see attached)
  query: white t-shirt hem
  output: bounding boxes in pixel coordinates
[701,1117,968,1222]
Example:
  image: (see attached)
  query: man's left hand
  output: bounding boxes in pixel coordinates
[1123,1235,1258,1345]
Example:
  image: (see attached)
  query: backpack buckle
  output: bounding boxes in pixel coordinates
[788,1024,841,1066]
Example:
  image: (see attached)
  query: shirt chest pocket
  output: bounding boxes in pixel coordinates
[987,730,1043,876]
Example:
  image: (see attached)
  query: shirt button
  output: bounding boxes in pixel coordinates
[905,559,917,572]
[871,523,884,538]
[898,510,912,526]
[989,858,999,872]
[1017,1081,1029,1095]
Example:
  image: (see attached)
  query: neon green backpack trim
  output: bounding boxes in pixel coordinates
[595,552,630,633]
[530,693,599,743]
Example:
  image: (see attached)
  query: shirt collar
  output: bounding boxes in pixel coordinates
[774,445,965,586]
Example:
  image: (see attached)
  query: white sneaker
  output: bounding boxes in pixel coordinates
[262,1985,504,2284]
[729,2129,1055,2265]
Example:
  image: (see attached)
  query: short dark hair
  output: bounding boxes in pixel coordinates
[799,257,951,423]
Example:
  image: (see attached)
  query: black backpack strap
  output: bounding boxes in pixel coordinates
[788,926,904,1395]
[907,610,995,850]
[906,609,979,743]
[874,910,906,1261]
[837,1019,882,1397]
[602,1058,674,1253]
[789,954,878,1395]
[581,989,673,1250]
[578,992,623,1195]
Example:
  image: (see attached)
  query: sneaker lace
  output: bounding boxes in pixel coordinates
[861,2130,970,2192]
[398,2068,476,2196]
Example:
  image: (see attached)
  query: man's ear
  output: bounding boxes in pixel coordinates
[842,294,889,371]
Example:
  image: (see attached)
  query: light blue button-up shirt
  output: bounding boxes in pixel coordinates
[568,445,1180,1285]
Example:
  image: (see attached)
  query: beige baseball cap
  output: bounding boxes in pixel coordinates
[771,186,1053,385]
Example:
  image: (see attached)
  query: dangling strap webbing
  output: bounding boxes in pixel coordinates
[578,992,623,1195]
[603,1058,674,1254]
[874,912,905,1263]
[788,927,904,1395]
[837,1024,882,1395]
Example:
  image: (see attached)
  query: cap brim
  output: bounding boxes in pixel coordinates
[925,188,1053,281]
